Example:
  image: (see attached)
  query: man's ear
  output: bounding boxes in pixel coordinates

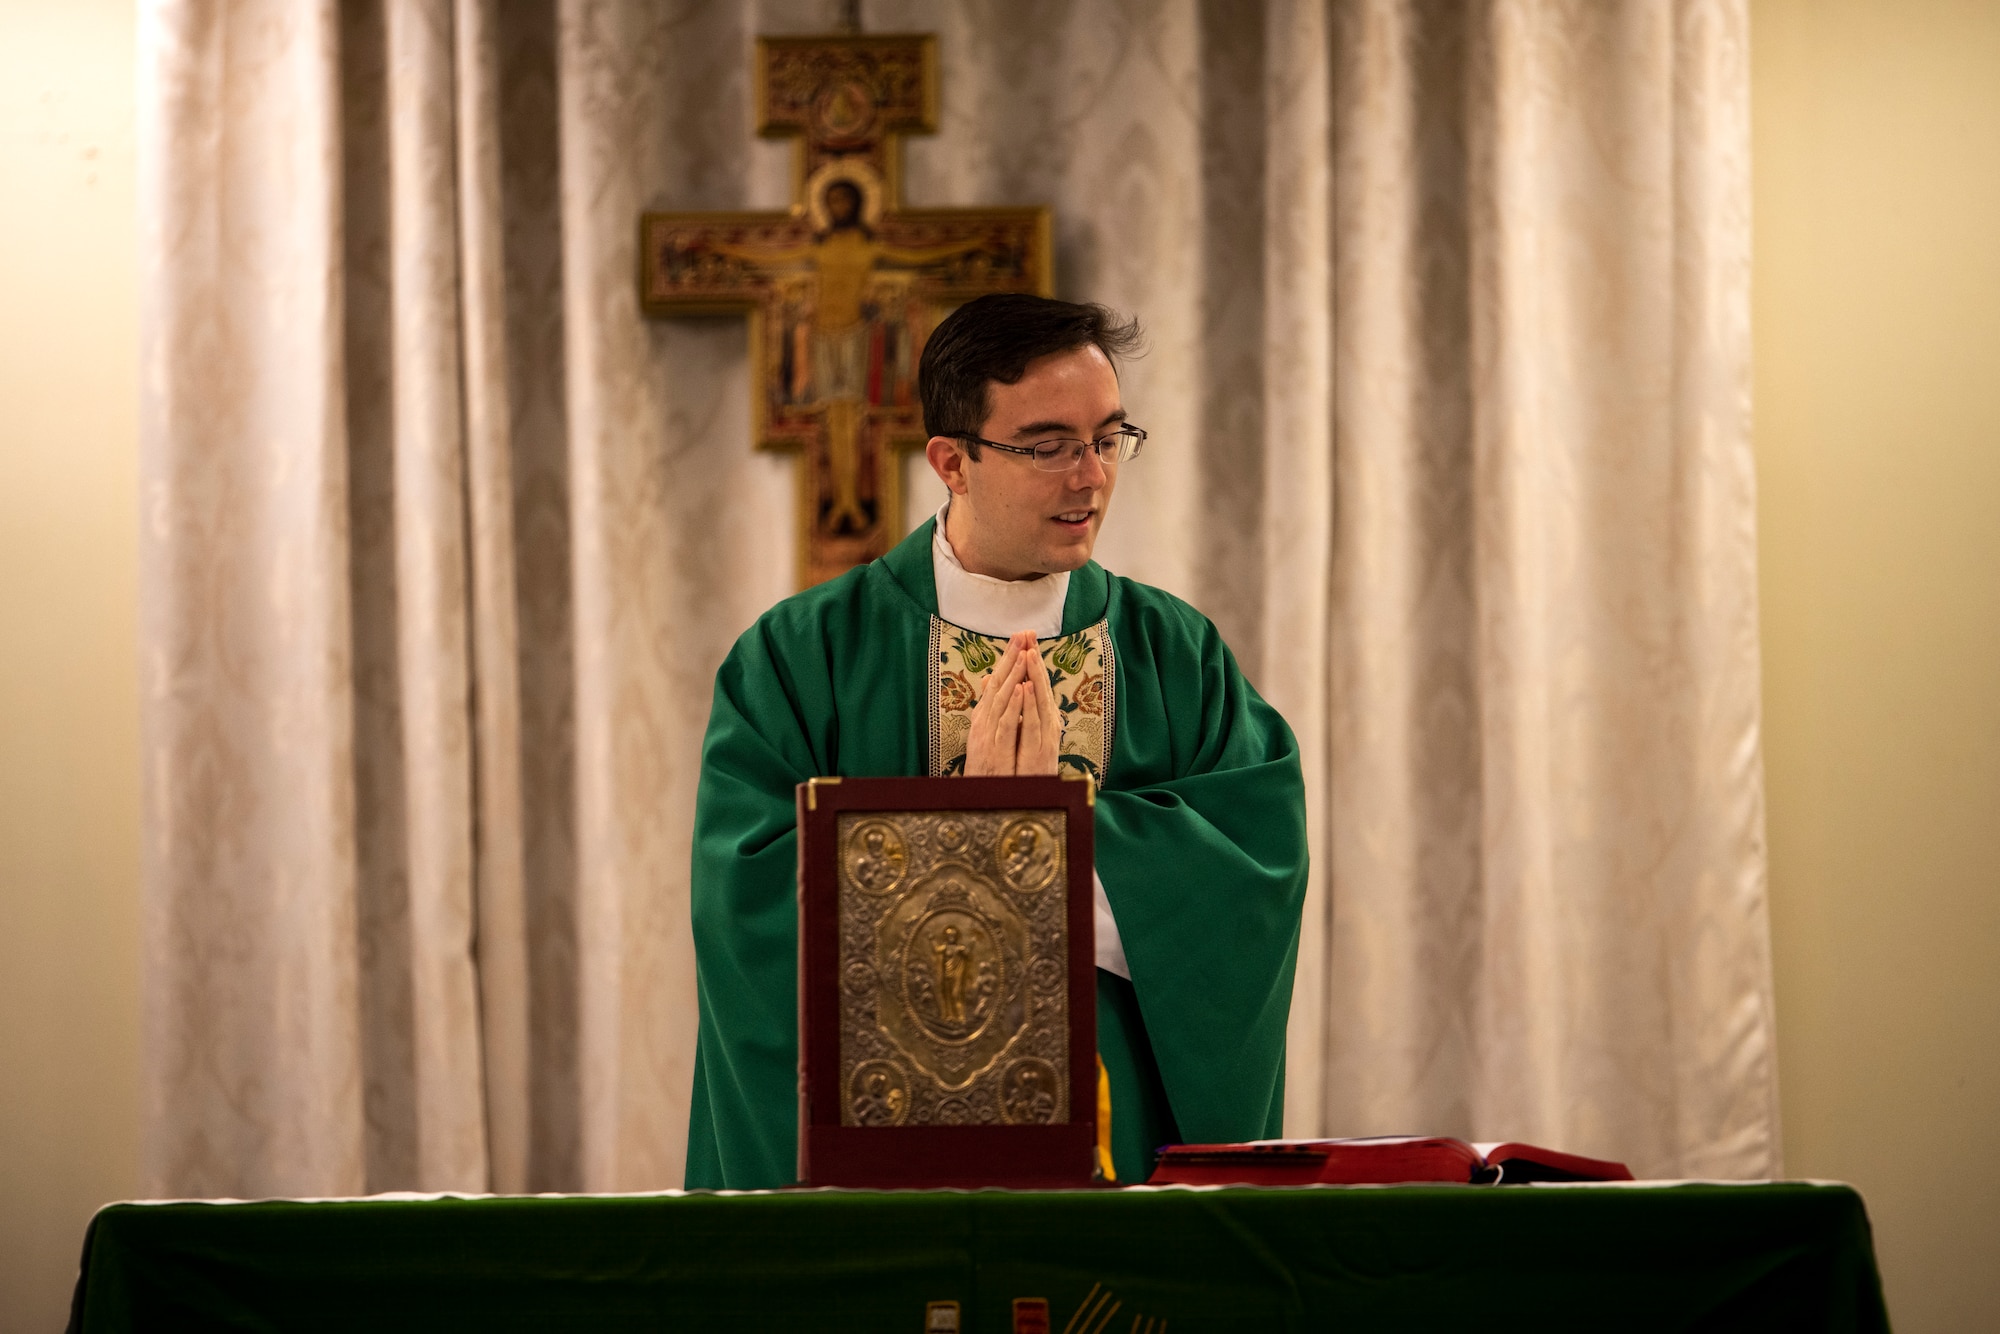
[925,435,972,496]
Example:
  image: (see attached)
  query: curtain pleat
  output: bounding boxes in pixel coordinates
[140,0,1776,1197]
[383,0,487,1193]
[140,0,366,1197]
[1257,0,1337,1140]
[450,0,534,1197]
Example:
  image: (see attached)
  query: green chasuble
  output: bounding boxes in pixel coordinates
[686,520,1308,1188]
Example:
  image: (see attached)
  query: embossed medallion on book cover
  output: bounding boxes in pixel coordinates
[836,807,1070,1128]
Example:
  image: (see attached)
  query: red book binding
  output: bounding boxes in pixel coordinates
[797,775,1098,1188]
[1148,1137,1634,1187]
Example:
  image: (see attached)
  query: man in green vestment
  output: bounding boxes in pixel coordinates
[686,294,1308,1188]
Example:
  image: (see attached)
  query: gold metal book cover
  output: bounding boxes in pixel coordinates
[835,808,1070,1127]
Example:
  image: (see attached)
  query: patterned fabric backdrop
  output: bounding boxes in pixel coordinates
[137,0,1775,1196]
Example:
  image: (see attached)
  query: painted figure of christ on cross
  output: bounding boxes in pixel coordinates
[642,35,1052,587]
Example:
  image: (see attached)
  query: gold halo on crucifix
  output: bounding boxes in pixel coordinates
[804,158,886,233]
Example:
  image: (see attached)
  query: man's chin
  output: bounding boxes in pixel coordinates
[1036,541,1096,575]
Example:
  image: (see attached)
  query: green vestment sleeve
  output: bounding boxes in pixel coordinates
[684,609,825,1191]
[685,561,930,1191]
[1096,581,1309,1149]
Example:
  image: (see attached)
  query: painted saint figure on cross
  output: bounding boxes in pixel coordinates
[642,34,1053,587]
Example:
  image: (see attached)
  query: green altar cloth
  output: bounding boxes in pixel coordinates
[69,1182,1886,1332]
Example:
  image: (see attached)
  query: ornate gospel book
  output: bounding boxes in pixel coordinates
[796,775,1097,1188]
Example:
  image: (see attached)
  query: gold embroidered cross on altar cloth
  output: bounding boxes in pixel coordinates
[641,35,1053,588]
[929,619,1117,783]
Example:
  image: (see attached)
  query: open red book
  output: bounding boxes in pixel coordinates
[1148,1136,1634,1187]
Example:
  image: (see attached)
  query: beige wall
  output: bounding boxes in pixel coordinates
[1754,1,2000,1330]
[0,0,141,1327]
[3,0,1997,1329]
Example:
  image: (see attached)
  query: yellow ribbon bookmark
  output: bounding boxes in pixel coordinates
[1096,1055,1117,1183]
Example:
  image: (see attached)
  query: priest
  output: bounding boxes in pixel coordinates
[685,294,1308,1188]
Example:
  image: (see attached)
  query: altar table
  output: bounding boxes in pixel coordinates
[68,1180,1888,1332]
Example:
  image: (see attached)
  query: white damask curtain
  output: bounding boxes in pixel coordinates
[139,0,1775,1197]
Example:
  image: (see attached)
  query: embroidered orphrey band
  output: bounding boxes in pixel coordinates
[927,617,1116,782]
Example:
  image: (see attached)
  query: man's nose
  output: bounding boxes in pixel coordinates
[1070,448,1107,489]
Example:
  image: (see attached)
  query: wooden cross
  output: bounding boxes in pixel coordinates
[641,35,1052,588]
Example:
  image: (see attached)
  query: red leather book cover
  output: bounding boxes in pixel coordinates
[796,775,1097,1188]
[1149,1137,1633,1186]
[1471,1142,1635,1183]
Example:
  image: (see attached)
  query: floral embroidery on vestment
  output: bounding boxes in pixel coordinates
[927,616,1116,782]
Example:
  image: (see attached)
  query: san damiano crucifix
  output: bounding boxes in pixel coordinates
[641,34,1053,588]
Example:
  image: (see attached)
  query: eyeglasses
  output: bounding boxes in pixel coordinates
[950,424,1147,472]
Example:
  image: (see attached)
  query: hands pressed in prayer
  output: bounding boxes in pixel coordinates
[964,630,1060,776]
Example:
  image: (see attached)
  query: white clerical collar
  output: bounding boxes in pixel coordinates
[931,500,1068,639]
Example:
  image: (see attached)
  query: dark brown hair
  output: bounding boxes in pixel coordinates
[918,294,1144,450]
